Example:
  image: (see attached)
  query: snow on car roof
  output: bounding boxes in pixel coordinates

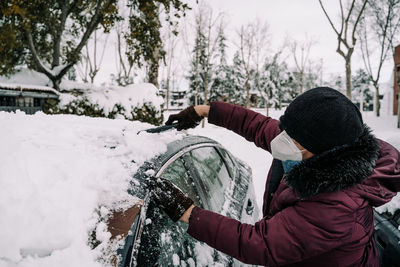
[0,111,184,266]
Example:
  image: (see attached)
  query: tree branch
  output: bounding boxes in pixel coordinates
[25,30,55,80]
[52,0,72,68]
[56,0,116,80]
[351,0,368,45]
[319,0,341,37]
[344,0,356,44]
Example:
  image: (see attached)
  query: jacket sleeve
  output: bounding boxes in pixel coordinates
[187,202,355,266]
[208,101,281,153]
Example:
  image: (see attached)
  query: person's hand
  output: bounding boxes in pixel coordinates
[148,177,194,222]
[165,106,203,131]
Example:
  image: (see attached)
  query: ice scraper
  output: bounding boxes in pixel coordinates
[137,122,179,134]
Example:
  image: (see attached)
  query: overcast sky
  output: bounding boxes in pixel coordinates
[92,0,394,87]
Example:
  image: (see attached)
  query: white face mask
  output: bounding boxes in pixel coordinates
[271,131,305,161]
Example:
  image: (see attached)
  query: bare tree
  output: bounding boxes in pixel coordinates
[289,36,316,94]
[181,15,199,105]
[252,20,270,114]
[319,0,368,99]
[77,30,109,84]
[237,20,270,108]
[358,0,400,116]
[114,18,135,85]
[237,24,254,108]
[201,8,222,107]
[161,22,181,110]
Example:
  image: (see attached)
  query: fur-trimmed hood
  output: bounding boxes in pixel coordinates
[285,125,380,198]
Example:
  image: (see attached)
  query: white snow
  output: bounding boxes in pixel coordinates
[0,111,183,267]
[59,82,164,119]
[0,69,50,87]
[172,254,180,266]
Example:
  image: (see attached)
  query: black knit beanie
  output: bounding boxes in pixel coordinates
[279,87,364,154]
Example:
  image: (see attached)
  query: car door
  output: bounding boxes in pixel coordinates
[374,210,400,267]
[184,145,260,267]
[135,153,225,266]
[186,145,259,223]
[127,143,257,267]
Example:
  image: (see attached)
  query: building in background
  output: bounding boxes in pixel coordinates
[0,83,59,114]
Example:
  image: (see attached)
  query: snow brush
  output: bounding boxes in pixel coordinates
[137,122,179,134]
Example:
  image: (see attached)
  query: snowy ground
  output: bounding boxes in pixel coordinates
[0,108,399,267]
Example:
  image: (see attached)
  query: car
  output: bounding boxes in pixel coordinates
[374,209,400,266]
[105,134,400,267]
[107,135,260,267]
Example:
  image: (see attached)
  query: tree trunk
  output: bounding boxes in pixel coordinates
[375,87,380,117]
[345,58,352,99]
[299,71,304,94]
[166,77,170,110]
[148,46,160,88]
[204,72,209,106]
[202,72,209,128]
[245,80,250,108]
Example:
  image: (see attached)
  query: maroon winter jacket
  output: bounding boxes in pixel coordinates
[187,101,400,267]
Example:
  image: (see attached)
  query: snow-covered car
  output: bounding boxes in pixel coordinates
[108,135,260,267]
[1,112,260,267]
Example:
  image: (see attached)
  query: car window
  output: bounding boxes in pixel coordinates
[160,157,201,206]
[136,157,210,266]
[136,202,199,266]
[216,147,236,177]
[394,211,400,227]
[188,146,231,213]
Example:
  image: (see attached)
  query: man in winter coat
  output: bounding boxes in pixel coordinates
[151,87,400,266]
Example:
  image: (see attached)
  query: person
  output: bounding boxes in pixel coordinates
[150,87,400,266]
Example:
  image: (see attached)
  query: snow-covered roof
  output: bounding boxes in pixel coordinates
[0,112,184,266]
[0,82,59,95]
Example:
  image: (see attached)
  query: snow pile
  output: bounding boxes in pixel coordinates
[0,111,183,267]
[59,81,164,119]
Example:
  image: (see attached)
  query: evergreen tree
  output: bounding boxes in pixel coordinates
[209,31,239,103]
[259,53,295,109]
[229,52,247,105]
[186,25,207,105]
[352,68,373,111]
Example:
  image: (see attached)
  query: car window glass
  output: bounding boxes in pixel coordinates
[216,147,236,177]
[395,213,400,226]
[161,157,200,206]
[188,146,231,213]
[136,157,222,266]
